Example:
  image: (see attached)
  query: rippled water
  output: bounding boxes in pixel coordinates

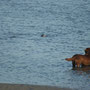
[0,0,90,90]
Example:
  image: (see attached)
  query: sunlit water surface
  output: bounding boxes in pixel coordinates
[0,0,90,90]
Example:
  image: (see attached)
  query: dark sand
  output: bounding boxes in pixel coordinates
[0,83,75,90]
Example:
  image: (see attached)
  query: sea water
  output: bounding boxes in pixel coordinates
[0,0,90,90]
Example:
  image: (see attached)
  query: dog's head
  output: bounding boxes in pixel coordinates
[85,48,90,55]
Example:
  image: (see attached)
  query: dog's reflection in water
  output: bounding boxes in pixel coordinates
[72,66,90,74]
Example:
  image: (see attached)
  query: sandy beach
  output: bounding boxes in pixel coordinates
[0,83,75,90]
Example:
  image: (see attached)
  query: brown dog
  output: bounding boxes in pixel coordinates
[65,54,90,68]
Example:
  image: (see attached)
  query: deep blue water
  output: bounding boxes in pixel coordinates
[0,0,90,90]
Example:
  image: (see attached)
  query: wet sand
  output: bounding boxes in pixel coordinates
[0,83,75,90]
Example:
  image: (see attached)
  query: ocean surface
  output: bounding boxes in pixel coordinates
[0,0,90,90]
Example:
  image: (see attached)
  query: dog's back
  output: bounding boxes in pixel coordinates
[66,54,90,67]
[76,55,90,65]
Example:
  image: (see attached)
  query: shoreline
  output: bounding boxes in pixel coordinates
[0,83,76,90]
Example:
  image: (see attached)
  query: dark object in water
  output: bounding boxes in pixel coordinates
[10,36,16,38]
[41,34,46,37]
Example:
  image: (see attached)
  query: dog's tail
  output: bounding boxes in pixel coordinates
[65,58,73,61]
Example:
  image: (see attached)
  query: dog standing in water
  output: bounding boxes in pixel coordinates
[65,48,90,68]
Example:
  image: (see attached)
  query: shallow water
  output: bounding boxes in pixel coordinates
[0,0,90,90]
